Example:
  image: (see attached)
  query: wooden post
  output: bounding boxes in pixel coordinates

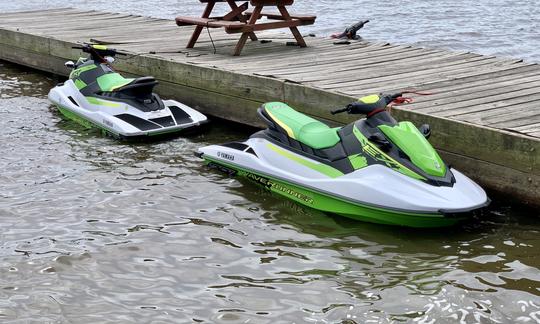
[226,0,258,41]
[186,1,216,48]
[234,5,262,55]
[277,5,306,47]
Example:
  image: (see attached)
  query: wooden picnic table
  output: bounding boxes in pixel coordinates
[176,0,316,56]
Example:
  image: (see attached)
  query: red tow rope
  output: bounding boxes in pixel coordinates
[388,90,434,108]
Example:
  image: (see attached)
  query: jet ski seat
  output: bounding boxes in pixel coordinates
[96,73,158,99]
[96,73,134,92]
[96,73,157,92]
[261,102,341,150]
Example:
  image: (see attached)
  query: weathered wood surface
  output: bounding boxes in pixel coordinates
[0,8,538,205]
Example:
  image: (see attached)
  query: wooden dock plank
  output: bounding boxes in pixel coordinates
[309,55,494,88]
[319,57,508,92]
[349,62,537,96]
[406,75,540,109]
[223,44,409,71]
[412,84,540,116]
[254,50,460,78]
[0,11,122,28]
[510,123,540,132]
[449,96,540,124]
[194,39,371,64]
[409,71,540,101]
[491,115,540,129]
[0,8,85,19]
[0,8,75,16]
[231,44,428,68]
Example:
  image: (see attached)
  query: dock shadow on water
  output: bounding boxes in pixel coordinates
[1,61,539,323]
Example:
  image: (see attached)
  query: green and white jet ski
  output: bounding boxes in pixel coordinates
[197,93,490,228]
[48,44,207,139]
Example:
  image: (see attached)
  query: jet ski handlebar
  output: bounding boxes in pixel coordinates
[330,107,350,115]
[331,93,402,115]
[72,44,126,57]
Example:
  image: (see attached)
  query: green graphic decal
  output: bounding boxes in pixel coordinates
[74,79,87,90]
[69,64,97,79]
[56,105,118,137]
[353,125,425,181]
[348,154,368,170]
[267,143,343,178]
[96,73,133,92]
[85,97,121,108]
[378,122,446,177]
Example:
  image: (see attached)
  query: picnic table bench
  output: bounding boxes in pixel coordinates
[176,0,316,56]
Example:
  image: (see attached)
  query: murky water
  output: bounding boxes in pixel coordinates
[2,0,540,63]
[1,57,540,323]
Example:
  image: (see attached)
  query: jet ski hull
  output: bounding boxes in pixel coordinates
[198,138,490,228]
[48,80,207,139]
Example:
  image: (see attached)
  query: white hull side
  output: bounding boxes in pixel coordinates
[199,137,489,214]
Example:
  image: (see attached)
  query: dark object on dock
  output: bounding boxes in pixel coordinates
[175,0,316,56]
[331,19,369,40]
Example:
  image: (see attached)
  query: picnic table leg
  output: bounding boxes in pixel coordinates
[187,1,216,48]
[277,5,307,47]
[233,5,262,55]
[226,0,257,41]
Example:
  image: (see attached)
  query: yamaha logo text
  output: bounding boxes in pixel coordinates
[217,152,235,161]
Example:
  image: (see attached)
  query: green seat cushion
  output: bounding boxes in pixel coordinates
[264,102,340,149]
[96,73,134,92]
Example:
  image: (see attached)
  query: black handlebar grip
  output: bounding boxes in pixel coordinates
[331,107,349,115]
[387,93,403,102]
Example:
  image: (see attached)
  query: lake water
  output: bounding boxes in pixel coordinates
[1,1,540,323]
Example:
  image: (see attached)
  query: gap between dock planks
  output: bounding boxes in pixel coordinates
[0,8,538,204]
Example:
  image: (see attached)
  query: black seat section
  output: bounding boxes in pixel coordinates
[115,77,158,100]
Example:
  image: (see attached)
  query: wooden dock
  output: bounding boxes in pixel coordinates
[0,8,538,205]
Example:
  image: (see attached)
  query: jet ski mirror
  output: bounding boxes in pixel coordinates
[64,61,75,69]
[418,124,431,139]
